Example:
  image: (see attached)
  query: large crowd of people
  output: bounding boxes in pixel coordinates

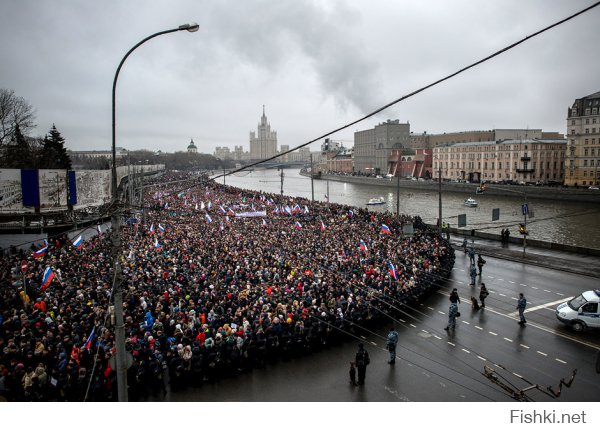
[0,172,454,401]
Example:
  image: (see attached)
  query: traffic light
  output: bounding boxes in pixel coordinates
[519,223,529,235]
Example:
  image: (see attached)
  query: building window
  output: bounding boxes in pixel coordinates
[492,162,495,169]
[571,129,575,135]
[571,119,576,125]
[584,160,588,167]
[585,128,589,134]
[586,118,590,124]
[585,147,589,155]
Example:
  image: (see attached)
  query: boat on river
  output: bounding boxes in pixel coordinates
[367,197,386,206]
[464,197,478,207]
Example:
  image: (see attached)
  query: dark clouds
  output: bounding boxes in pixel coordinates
[1,0,599,153]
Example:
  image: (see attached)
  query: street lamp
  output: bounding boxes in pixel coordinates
[110,22,198,402]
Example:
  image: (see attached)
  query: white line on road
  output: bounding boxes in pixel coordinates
[503,337,513,342]
[477,356,487,361]
[520,283,527,286]
[543,289,551,293]
[461,321,470,325]
[509,281,515,284]
[427,306,434,310]
[513,372,523,378]
[537,351,548,356]
[499,293,506,297]
[475,326,483,330]
[409,324,417,328]
[508,297,570,317]
[433,335,442,340]
[462,348,470,354]
[531,286,539,289]
[520,344,530,349]
[438,311,446,315]
[489,331,498,336]
[448,342,455,346]
[555,358,567,364]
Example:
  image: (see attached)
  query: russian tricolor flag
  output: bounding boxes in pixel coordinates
[149,224,155,235]
[348,210,354,217]
[388,260,398,280]
[205,213,212,223]
[359,240,368,252]
[153,238,161,249]
[320,220,326,231]
[33,241,48,258]
[262,219,268,228]
[41,266,54,291]
[73,235,83,249]
[219,222,225,232]
[295,221,302,230]
[82,327,95,351]
[381,224,391,234]
[219,205,227,214]
[158,223,166,233]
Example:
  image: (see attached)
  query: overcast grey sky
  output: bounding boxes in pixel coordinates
[1,0,599,154]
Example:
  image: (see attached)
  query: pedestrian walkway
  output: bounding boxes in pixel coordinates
[451,237,600,279]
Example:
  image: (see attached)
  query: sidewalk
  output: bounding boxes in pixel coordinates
[451,237,600,279]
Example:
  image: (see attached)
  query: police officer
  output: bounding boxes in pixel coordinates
[386,327,399,365]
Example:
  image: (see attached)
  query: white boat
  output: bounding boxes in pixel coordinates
[464,197,478,207]
[367,197,386,206]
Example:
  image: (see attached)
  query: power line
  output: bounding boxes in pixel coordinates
[209,1,600,182]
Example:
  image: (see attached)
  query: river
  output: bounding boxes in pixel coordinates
[224,168,600,250]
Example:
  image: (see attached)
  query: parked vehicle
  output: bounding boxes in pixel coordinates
[556,290,600,332]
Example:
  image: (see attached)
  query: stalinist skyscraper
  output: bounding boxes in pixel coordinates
[249,106,277,160]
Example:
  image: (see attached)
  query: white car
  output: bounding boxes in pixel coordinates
[556,290,600,332]
[588,186,599,190]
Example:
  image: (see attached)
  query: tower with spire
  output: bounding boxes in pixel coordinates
[249,105,277,160]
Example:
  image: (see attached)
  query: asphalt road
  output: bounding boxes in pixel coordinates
[159,242,600,402]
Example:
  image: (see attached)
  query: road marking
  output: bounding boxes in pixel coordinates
[498,293,506,297]
[556,293,565,296]
[497,278,504,281]
[474,326,483,330]
[462,348,470,354]
[448,342,455,346]
[531,286,539,290]
[461,320,470,325]
[555,358,567,364]
[438,311,445,315]
[421,329,430,334]
[509,281,515,284]
[513,372,523,378]
[520,283,527,286]
[520,344,530,349]
[433,334,442,340]
[399,319,406,323]
[409,324,417,328]
[489,331,498,336]
[537,351,548,356]
[508,297,570,317]
[503,337,513,342]
[371,341,378,346]
[427,306,434,310]
[477,356,487,361]
[543,289,551,293]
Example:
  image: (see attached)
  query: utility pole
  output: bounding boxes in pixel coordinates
[310,153,314,202]
[438,167,442,234]
[280,169,284,195]
[523,187,528,254]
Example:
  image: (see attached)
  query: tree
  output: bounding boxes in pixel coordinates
[40,124,72,169]
[0,88,36,147]
[1,124,35,168]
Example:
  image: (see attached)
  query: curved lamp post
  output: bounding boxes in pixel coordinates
[110,22,198,402]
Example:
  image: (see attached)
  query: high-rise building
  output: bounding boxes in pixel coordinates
[354,120,410,174]
[249,106,277,161]
[565,91,600,186]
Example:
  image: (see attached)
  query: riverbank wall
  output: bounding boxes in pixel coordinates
[307,173,600,203]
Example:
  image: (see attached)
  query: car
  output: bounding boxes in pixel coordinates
[556,290,600,332]
[588,186,599,190]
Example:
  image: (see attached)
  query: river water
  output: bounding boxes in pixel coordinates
[225,168,600,250]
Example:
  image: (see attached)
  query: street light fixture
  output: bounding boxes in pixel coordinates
[110,22,198,402]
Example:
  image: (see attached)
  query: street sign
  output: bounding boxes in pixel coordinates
[522,203,529,216]
[492,208,500,221]
[20,260,28,273]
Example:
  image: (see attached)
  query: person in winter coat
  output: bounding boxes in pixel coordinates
[477,254,486,276]
[469,263,477,286]
[444,302,458,331]
[517,293,527,325]
[386,327,399,365]
[479,283,489,308]
[354,343,370,385]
